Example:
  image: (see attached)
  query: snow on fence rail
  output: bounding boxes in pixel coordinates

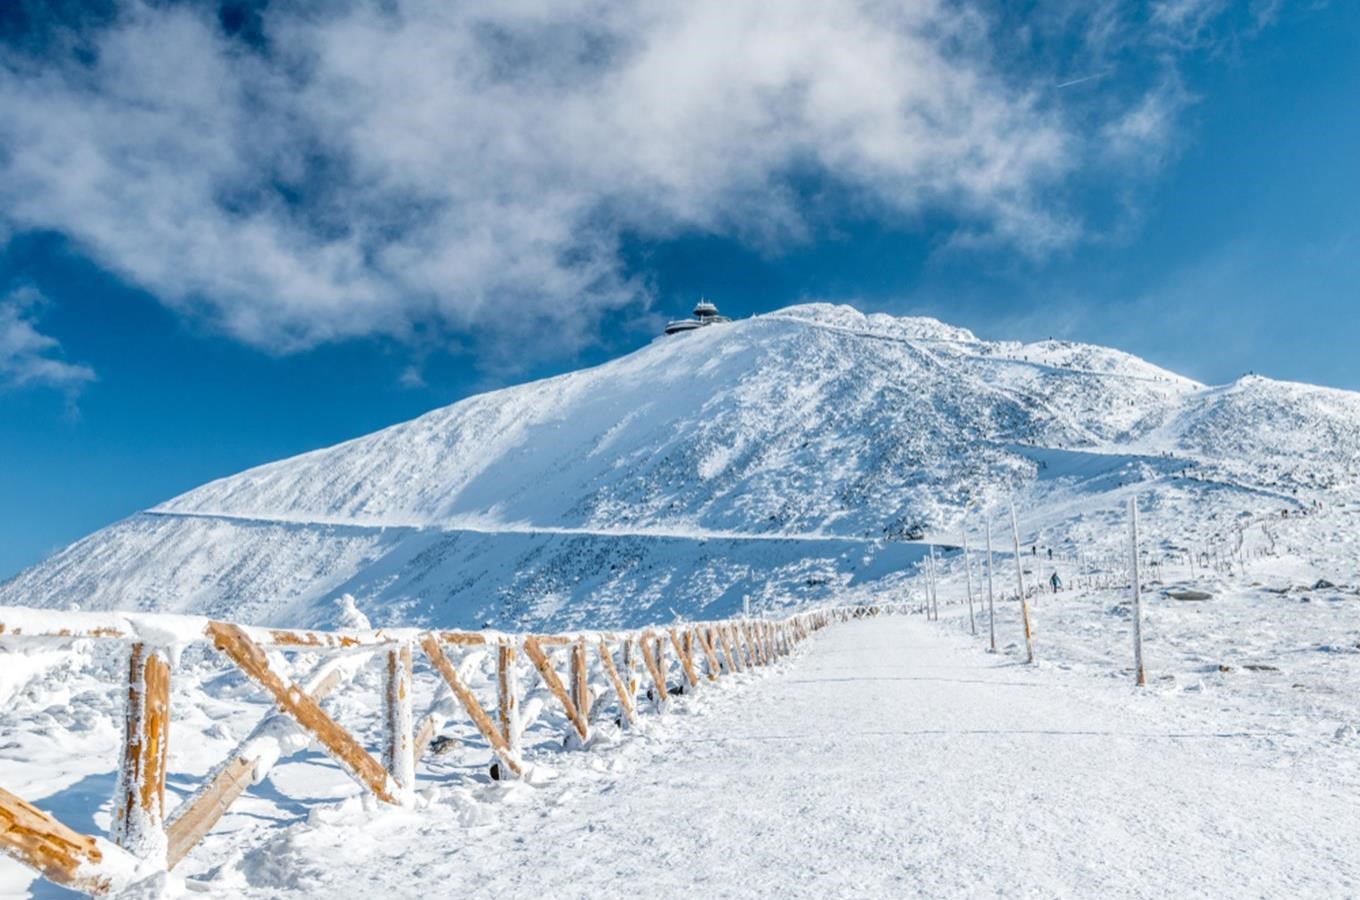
[0,603,891,896]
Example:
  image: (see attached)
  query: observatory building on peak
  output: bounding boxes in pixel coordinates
[664,298,731,336]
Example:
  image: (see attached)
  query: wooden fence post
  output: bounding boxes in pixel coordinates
[571,639,591,721]
[668,628,699,689]
[497,641,522,752]
[383,641,416,801]
[112,642,171,864]
[639,634,668,709]
[694,628,720,680]
[718,625,740,673]
[621,637,639,700]
[597,639,637,727]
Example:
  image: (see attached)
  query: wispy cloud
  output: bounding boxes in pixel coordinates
[0,286,95,394]
[0,0,1261,359]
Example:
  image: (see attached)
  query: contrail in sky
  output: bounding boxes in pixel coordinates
[1056,72,1111,89]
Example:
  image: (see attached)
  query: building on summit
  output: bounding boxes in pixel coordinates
[664,298,731,335]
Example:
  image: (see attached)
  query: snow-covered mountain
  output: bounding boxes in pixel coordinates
[3,303,1355,629]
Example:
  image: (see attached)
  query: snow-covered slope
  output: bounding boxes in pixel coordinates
[3,303,1355,629]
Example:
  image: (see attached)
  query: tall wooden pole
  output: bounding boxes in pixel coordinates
[1129,497,1147,686]
[985,519,997,653]
[963,526,976,636]
[1010,500,1035,664]
[927,546,939,621]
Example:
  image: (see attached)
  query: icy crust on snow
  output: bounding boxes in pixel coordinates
[3,302,1359,630]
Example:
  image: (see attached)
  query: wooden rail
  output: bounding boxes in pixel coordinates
[0,602,890,896]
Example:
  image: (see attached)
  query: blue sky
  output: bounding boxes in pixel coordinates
[1,0,1357,579]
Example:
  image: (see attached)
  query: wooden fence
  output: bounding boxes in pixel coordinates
[0,603,888,896]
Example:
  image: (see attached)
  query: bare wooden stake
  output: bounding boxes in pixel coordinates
[112,642,171,863]
[420,634,525,777]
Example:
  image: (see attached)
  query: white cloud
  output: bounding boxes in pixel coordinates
[0,287,96,392]
[0,0,1235,358]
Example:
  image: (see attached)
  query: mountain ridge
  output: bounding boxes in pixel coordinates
[3,303,1354,629]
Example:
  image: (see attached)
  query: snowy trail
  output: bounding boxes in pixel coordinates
[217,615,1360,898]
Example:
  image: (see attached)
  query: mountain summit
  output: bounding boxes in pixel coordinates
[3,304,1354,629]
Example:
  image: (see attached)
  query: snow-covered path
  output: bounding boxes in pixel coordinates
[221,615,1360,898]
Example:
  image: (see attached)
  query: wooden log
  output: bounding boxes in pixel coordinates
[413,714,439,761]
[716,624,739,673]
[668,628,699,688]
[743,622,763,665]
[735,623,754,668]
[206,622,398,805]
[165,660,351,869]
[419,633,525,777]
[0,786,115,896]
[521,636,589,741]
[694,627,720,680]
[112,642,170,863]
[596,639,636,726]
[571,639,591,721]
[638,634,668,709]
[383,642,416,799]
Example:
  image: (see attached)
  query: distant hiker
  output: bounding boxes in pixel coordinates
[1047,547,1053,560]
[1049,571,1062,592]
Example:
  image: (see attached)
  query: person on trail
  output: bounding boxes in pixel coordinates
[1047,547,1053,560]
[1050,571,1062,592]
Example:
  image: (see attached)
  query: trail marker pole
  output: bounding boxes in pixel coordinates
[985,520,997,653]
[1129,497,1147,687]
[1010,500,1035,664]
[963,527,976,636]
[927,546,939,621]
